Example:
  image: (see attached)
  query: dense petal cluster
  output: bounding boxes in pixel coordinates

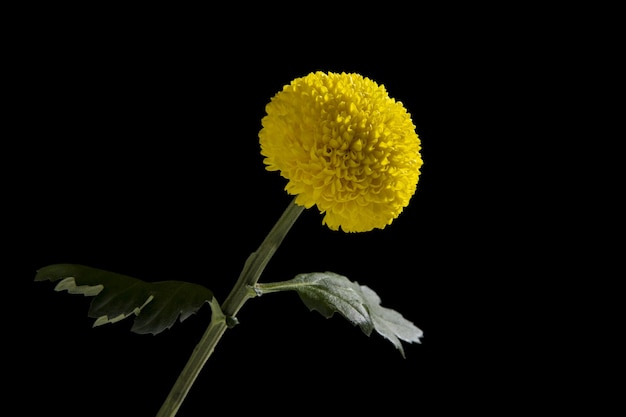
[259,71,423,232]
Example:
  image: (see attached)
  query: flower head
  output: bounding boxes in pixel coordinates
[259,71,423,232]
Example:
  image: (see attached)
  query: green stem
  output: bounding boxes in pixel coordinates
[155,198,304,417]
[255,279,308,294]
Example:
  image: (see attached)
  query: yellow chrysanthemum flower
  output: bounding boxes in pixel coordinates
[259,71,423,233]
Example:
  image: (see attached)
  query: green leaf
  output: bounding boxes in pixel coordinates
[355,284,423,358]
[259,271,423,356]
[35,263,217,335]
[285,271,374,336]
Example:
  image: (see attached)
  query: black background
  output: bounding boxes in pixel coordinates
[6,4,590,417]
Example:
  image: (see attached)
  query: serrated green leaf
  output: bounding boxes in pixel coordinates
[35,263,216,335]
[356,285,423,358]
[258,271,423,356]
[288,272,374,336]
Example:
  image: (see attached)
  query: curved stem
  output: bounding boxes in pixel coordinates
[156,198,304,417]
